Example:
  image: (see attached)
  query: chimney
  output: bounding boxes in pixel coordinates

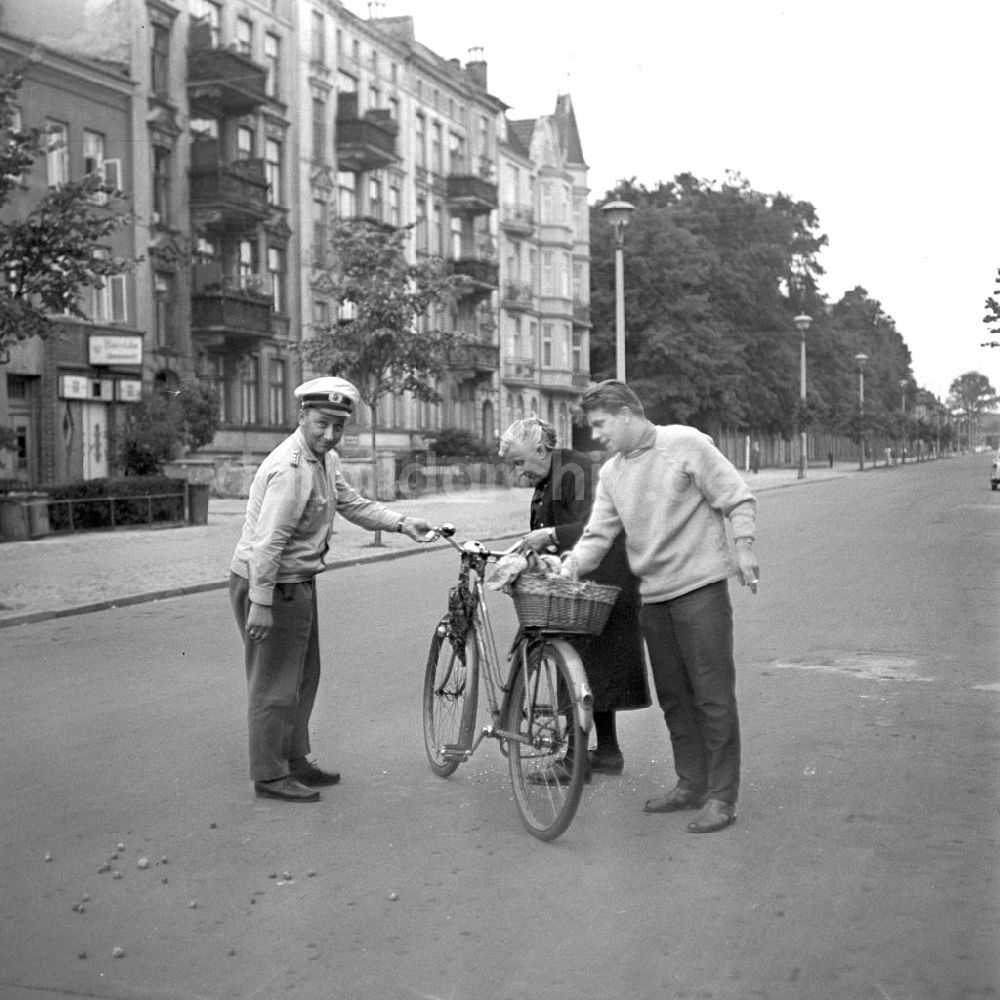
[466,47,487,89]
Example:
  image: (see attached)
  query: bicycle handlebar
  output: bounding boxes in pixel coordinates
[429,523,519,561]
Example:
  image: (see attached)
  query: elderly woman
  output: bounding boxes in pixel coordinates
[498,417,649,774]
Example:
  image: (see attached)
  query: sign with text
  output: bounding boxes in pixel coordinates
[117,379,142,402]
[58,374,90,400]
[89,334,143,366]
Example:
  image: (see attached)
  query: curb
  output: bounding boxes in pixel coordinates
[0,532,523,630]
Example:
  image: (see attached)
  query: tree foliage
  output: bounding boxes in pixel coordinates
[947,371,996,418]
[982,268,1000,338]
[0,66,136,359]
[589,174,926,435]
[299,218,467,438]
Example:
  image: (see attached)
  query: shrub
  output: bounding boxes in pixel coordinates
[427,427,494,459]
[41,476,186,531]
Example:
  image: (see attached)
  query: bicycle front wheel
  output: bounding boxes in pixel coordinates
[505,639,586,841]
[422,625,479,777]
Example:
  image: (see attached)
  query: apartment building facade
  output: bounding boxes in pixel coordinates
[0,0,591,487]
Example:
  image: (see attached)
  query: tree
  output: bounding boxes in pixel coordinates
[299,218,466,492]
[947,371,997,422]
[119,381,221,476]
[982,268,1000,338]
[0,66,137,361]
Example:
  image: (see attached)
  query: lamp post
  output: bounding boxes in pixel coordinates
[793,313,812,479]
[855,352,868,471]
[601,199,635,381]
[898,378,908,462]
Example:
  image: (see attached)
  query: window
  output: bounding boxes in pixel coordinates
[541,251,554,296]
[311,11,325,63]
[238,240,257,288]
[312,298,330,326]
[542,323,553,367]
[151,24,170,96]
[152,145,171,225]
[368,174,383,220]
[388,95,400,121]
[236,126,255,160]
[46,121,68,186]
[431,202,442,255]
[312,198,327,266]
[351,38,360,62]
[388,183,401,226]
[449,133,464,174]
[368,84,380,111]
[236,16,253,56]
[91,274,128,324]
[449,217,462,259]
[415,114,426,169]
[311,96,326,163]
[83,130,105,177]
[267,246,285,314]
[415,196,428,250]
[201,356,226,423]
[541,181,553,224]
[192,0,221,46]
[4,108,25,185]
[154,272,172,349]
[571,330,583,373]
[264,33,280,99]
[337,171,356,218]
[431,122,442,174]
[269,358,286,425]
[241,356,259,425]
[265,139,281,205]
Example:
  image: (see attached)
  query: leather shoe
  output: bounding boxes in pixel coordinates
[254,777,320,803]
[686,798,736,833]
[643,785,704,813]
[290,760,341,787]
[588,747,624,775]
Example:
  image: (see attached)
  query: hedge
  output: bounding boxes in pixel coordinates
[38,476,187,531]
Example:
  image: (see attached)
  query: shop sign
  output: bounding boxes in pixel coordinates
[117,379,143,403]
[89,334,143,366]
[59,374,90,400]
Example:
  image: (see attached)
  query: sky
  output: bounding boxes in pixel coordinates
[346,0,1000,404]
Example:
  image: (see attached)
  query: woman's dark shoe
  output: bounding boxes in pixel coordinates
[643,785,704,813]
[588,747,625,775]
[254,777,320,802]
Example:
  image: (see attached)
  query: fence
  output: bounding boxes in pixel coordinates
[46,490,187,533]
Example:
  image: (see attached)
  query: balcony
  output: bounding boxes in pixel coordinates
[503,357,536,385]
[500,203,534,234]
[572,298,592,326]
[502,281,534,311]
[189,155,269,232]
[539,368,590,393]
[449,257,499,299]
[187,32,267,117]
[335,93,398,172]
[191,266,273,346]
[446,174,498,215]
[450,340,500,376]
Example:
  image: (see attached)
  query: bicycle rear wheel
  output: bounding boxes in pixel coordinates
[422,625,479,777]
[505,639,586,841]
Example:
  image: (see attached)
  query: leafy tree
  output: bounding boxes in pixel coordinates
[982,268,1000,338]
[119,382,221,476]
[0,66,137,361]
[299,218,466,489]
[947,371,997,421]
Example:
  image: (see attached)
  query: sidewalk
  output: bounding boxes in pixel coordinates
[0,463,856,628]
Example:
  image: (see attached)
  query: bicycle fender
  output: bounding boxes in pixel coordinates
[546,637,594,734]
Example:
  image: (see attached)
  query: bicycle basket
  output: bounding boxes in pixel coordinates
[508,574,621,635]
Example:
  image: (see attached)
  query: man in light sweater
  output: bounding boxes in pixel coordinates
[563,380,759,833]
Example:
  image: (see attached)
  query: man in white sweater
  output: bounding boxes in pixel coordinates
[564,380,759,833]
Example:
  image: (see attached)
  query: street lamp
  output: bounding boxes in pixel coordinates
[793,313,812,479]
[899,379,908,462]
[855,353,868,471]
[601,199,635,381]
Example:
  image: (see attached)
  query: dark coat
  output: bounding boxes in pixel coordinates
[529,449,650,712]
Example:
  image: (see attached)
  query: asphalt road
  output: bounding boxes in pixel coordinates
[0,455,997,1000]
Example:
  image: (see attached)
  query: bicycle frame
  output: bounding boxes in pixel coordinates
[434,531,593,762]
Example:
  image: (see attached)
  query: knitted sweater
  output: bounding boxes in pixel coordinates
[572,423,756,603]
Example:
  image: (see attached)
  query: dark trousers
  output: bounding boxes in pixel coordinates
[639,580,740,804]
[229,573,320,782]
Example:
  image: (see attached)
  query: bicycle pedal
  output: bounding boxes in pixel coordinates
[440,744,470,760]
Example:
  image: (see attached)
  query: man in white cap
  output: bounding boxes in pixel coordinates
[230,376,435,802]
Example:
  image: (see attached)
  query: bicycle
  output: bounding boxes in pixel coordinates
[422,524,619,841]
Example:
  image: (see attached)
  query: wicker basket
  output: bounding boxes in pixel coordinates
[508,574,621,635]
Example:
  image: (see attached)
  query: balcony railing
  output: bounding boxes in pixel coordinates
[501,203,534,233]
[450,340,500,375]
[189,158,269,231]
[502,281,534,310]
[449,257,499,296]
[446,174,498,215]
[503,357,536,385]
[191,286,273,343]
[335,93,398,172]
[538,368,589,392]
[187,35,267,117]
